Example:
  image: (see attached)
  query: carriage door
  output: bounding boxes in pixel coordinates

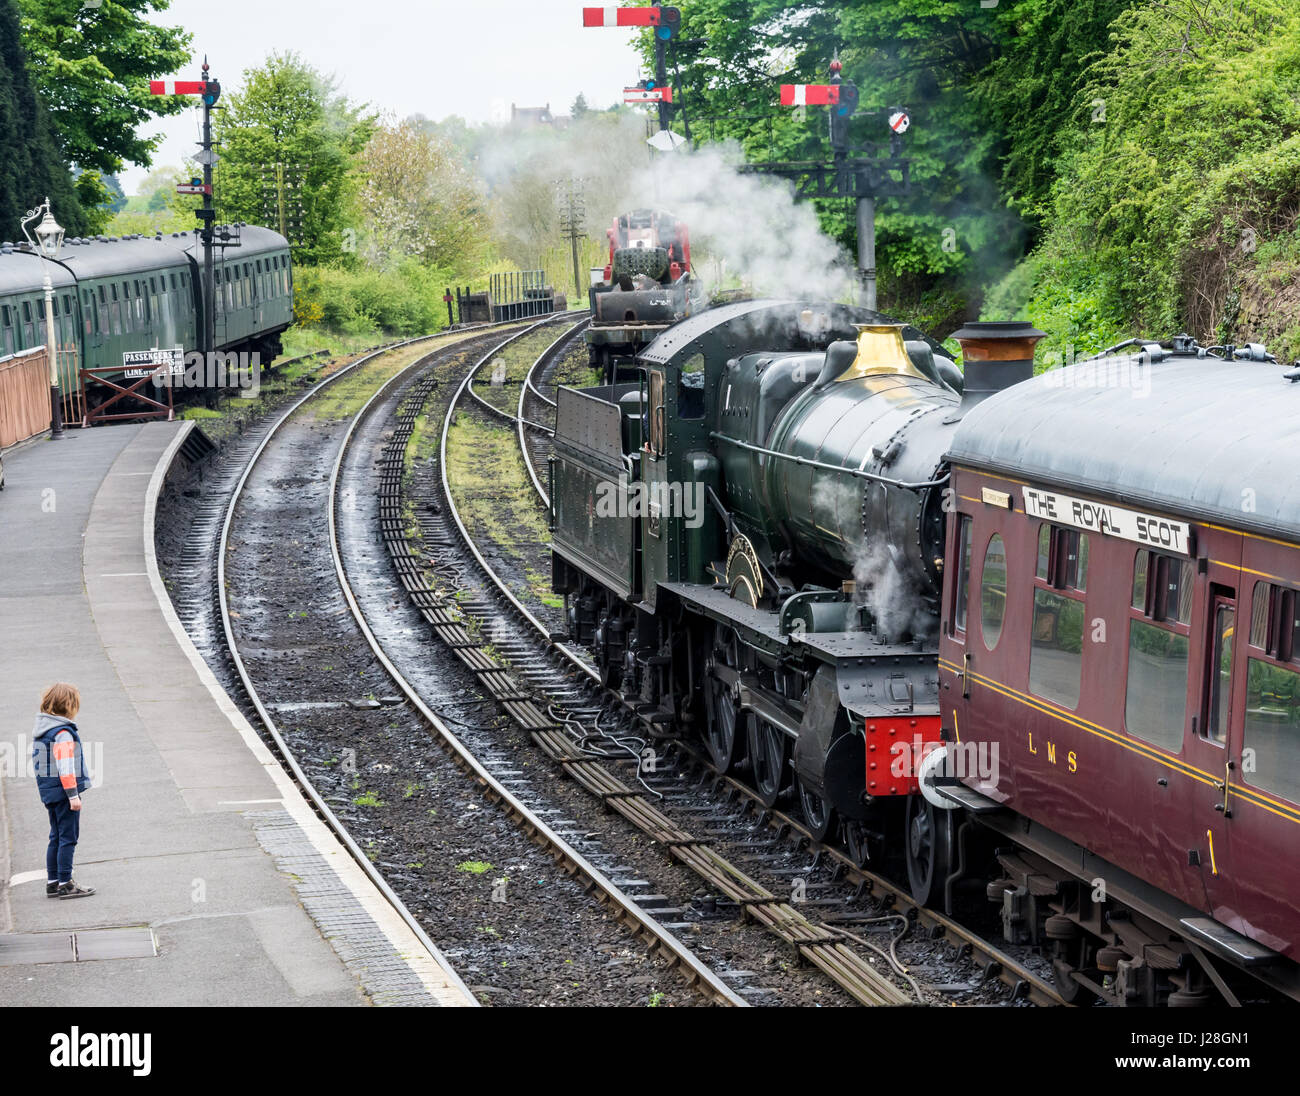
[1185,577,1240,917]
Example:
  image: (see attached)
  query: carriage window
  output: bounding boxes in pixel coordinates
[1243,658,1300,804]
[1206,604,1234,745]
[1249,582,1298,662]
[1125,547,1193,751]
[954,515,972,635]
[1030,589,1084,708]
[1133,550,1194,624]
[1126,622,1190,751]
[1039,524,1088,590]
[981,534,1007,650]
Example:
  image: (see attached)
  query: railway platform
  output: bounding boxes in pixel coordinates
[0,422,475,1007]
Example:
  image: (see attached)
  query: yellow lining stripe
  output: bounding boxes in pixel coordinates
[938,659,1300,824]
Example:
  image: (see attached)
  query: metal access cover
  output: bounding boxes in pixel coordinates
[0,933,75,965]
[75,927,158,961]
[0,927,156,966]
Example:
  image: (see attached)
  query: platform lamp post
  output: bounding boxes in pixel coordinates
[21,197,66,439]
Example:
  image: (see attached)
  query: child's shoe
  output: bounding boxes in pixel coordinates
[57,880,95,900]
[46,881,59,897]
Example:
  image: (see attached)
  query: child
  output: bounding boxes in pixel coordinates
[32,683,95,899]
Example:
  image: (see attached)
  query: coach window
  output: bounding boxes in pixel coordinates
[953,515,972,636]
[981,533,1007,650]
[1242,582,1300,804]
[21,300,35,346]
[1,306,13,356]
[1029,525,1089,708]
[1124,550,1193,752]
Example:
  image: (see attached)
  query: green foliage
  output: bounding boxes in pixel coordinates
[213,52,375,267]
[657,0,1137,321]
[0,0,87,236]
[291,260,453,337]
[1015,0,1300,355]
[17,0,191,177]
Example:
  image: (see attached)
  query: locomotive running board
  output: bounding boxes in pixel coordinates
[1179,917,1278,967]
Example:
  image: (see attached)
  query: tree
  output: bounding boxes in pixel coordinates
[642,0,1139,315]
[17,0,192,183]
[0,0,86,239]
[212,52,374,266]
[353,118,489,273]
[106,165,199,236]
[571,92,590,119]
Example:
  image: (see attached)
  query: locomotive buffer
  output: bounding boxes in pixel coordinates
[746,60,911,312]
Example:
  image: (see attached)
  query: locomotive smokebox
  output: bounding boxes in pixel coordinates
[949,321,1045,407]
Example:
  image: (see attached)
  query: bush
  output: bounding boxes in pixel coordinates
[1009,0,1300,353]
[291,259,456,337]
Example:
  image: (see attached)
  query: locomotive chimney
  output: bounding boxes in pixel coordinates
[949,321,1045,407]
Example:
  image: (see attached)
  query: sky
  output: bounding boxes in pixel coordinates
[119,0,644,192]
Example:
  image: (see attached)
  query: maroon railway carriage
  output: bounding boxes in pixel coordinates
[937,346,1300,1004]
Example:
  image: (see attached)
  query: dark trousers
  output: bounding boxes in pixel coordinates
[45,798,79,884]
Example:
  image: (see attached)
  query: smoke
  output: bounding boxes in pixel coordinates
[621,142,856,303]
[809,474,933,643]
[851,539,934,644]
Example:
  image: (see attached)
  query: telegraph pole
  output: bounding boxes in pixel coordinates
[558,179,587,298]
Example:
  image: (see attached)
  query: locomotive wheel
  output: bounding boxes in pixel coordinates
[747,718,788,808]
[842,820,872,868]
[703,674,740,774]
[796,776,836,842]
[904,794,953,908]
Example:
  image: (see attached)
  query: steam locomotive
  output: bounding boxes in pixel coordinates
[550,298,1300,1006]
[585,208,703,384]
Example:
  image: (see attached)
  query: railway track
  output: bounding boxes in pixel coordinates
[396,325,1069,1007]
[193,316,741,1007]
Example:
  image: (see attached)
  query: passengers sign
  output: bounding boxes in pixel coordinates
[1021,486,1192,556]
[123,347,185,379]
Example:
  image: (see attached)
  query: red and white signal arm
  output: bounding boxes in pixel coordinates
[624,86,673,103]
[780,84,839,107]
[889,110,911,134]
[583,6,661,26]
[150,80,208,96]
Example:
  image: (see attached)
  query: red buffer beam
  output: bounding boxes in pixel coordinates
[149,80,208,96]
[582,6,664,26]
[780,84,841,107]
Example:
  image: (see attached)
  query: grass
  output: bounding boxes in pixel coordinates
[352,791,384,808]
[443,411,552,605]
[457,860,493,874]
[474,327,573,415]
